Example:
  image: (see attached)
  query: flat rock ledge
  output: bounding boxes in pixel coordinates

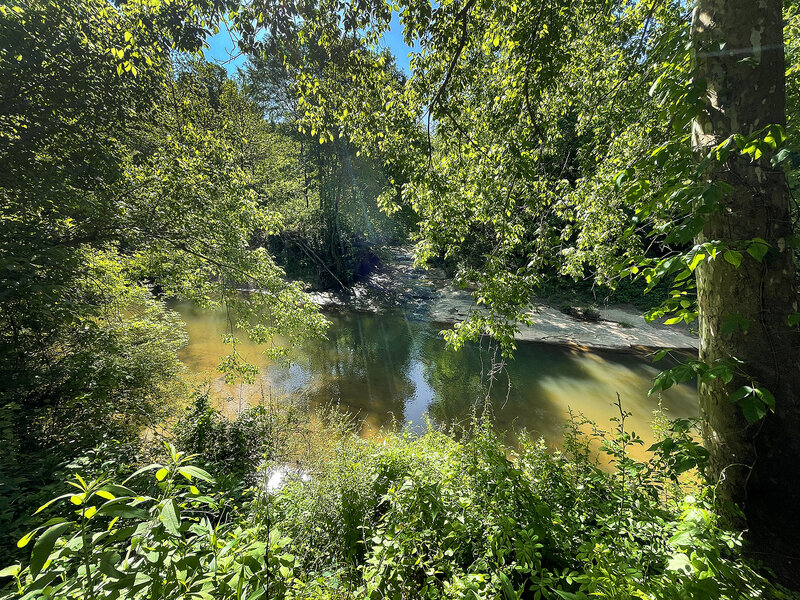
[429,288,697,352]
[306,247,698,353]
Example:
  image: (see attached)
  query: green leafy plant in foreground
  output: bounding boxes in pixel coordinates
[1,443,293,600]
[2,417,794,600]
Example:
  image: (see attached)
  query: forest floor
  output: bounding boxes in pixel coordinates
[307,247,698,352]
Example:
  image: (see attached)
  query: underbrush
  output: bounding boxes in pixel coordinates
[1,405,794,600]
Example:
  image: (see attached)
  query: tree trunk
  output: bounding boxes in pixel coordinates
[692,0,800,586]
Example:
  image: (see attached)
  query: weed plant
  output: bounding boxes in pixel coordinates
[1,404,793,600]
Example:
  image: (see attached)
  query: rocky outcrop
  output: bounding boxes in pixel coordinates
[307,247,698,352]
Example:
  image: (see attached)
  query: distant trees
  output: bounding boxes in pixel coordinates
[242,46,411,287]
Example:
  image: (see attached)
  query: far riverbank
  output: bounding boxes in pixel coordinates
[305,247,698,353]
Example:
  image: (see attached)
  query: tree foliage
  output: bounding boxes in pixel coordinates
[235,0,699,351]
[0,0,326,450]
[0,0,327,562]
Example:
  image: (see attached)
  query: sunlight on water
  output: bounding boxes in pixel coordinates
[173,303,698,454]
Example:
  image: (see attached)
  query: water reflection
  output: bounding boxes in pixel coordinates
[174,303,698,450]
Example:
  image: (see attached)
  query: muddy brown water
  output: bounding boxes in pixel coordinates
[174,303,698,453]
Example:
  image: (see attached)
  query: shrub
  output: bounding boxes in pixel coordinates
[1,444,285,600]
[2,416,791,600]
[171,392,313,482]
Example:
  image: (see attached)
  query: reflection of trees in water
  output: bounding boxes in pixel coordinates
[420,337,654,446]
[419,336,554,443]
[298,312,417,429]
[249,309,698,445]
[420,335,488,429]
[177,305,697,445]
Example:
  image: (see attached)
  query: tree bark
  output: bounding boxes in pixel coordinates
[692,0,800,587]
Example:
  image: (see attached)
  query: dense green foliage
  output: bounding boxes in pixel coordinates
[3,0,800,594]
[233,0,691,350]
[2,413,792,599]
[0,0,326,566]
[238,0,799,350]
[0,0,325,438]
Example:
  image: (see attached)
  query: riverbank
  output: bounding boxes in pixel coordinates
[306,247,698,352]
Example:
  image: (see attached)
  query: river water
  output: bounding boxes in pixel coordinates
[175,303,697,450]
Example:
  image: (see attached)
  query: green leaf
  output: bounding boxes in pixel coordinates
[177,466,214,482]
[763,124,786,148]
[30,522,71,578]
[720,314,749,336]
[723,250,742,268]
[667,552,692,571]
[498,571,517,600]
[97,501,149,520]
[155,468,169,481]
[771,148,791,166]
[123,464,162,484]
[746,239,770,261]
[729,386,754,403]
[703,362,734,384]
[159,499,181,536]
[649,370,675,394]
[688,252,705,271]
[17,530,36,549]
[99,551,126,580]
[754,387,776,411]
[614,168,633,189]
[729,386,768,422]
[100,484,137,497]
[669,530,694,546]
[651,349,670,362]
[0,564,21,578]
[33,493,73,515]
[740,396,766,423]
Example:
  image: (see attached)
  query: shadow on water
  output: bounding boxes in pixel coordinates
[173,303,698,452]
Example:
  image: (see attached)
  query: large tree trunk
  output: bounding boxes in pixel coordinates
[692,0,800,587]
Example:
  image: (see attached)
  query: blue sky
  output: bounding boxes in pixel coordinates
[204,12,415,76]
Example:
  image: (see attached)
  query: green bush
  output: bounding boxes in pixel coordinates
[172,394,272,480]
[268,418,779,600]
[2,416,792,600]
[1,444,283,600]
[171,392,321,482]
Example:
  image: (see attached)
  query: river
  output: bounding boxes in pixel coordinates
[174,302,698,451]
